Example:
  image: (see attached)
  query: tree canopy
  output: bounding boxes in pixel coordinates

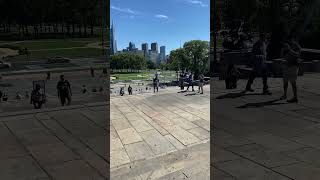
[110,53,146,70]
[0,0,104,40]
[168,40,209,75]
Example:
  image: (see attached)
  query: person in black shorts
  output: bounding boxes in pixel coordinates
[57,75,72,106]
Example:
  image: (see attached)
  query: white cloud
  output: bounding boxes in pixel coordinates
[188,0,208,7]
[111,5,137,14]
[155,14,169,19]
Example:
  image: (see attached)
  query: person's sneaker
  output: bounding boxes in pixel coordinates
[246,88,254,92]
[279,95,287,100]
[287,98,298,103]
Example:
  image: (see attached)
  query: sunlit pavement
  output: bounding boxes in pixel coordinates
[110,85,210,179]
[0,70,108,113]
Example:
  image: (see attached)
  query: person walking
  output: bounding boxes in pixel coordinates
[57,75,72,106]
[245,33,271,95]
[280,35,301,103]
[198,73,204,94]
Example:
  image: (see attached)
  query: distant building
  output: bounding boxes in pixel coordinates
[141,43,149,60]
[142,43,148,52]
[148,50,158,64]
[110,21,117,55]
[128,42,137,51]
[151,42,158,53]
[160,46,166,64]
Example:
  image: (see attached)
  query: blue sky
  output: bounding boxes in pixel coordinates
[110,0,210,55]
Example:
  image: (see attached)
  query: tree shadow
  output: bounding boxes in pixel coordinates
[237,99,288,108]
[215,90,262,99]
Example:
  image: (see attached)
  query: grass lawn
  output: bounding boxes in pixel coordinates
[2,38,100,50]
[29,48,103,58]
[1,38,104,62]
[112,71,177,81]
[6,48,104,62]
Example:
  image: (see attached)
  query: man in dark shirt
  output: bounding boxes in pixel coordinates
[57,75,72,106]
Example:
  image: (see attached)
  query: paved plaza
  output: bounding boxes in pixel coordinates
[212,73,320,180]
[0,102,108,179]
[0,70,108,113]
[0,70,109,179]
[110,86,210,179]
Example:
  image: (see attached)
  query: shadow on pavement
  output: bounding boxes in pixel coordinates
[185,93,197,96]
[237,99,288,108]
[215,91,262,99]
[178,90,188,93]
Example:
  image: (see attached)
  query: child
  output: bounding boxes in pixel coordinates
[225,64,240,89]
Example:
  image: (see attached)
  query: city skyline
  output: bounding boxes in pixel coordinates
[110,0,210,54]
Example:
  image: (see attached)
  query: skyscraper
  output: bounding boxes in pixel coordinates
[110,20,117,55]
[142,43,148,52]
[160,46,166,63]
[149,50,158,65]
[142,43,149,60]
[128,42,136,51]
[151,42,158,53]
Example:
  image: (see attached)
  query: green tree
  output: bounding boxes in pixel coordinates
[110,53,146,70]
[183,40,209,75]
[146,60,156,69]
[168,48,191,71]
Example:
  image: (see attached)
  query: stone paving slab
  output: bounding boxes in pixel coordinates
[0,104,108,180]
[212,74,320,180]
[110,85,210,179]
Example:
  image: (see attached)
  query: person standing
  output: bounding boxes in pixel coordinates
[280,36,301,103]
[245,33,271,95]
[90,67,95,77]
[30,84,44,109]
[153,77,159,93]
[128,85,133,95]
[187,72,194,91]
[198,73,204,94]
[57,75,72,106]
[179,73,184,90]
[46,72,51,80]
